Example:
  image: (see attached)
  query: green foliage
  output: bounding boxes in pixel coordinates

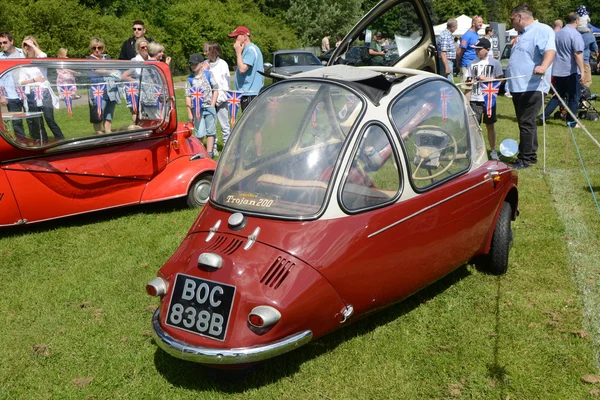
[433,0,486,24]
[285,0,363,46]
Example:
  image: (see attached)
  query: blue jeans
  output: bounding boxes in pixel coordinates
[438,58,454,81]
[194,107,217,138]
[541,73,580,123]
[7,98,25,139]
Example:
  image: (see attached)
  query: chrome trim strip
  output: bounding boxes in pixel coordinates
[368,178,492,238]
[152,310,312,364]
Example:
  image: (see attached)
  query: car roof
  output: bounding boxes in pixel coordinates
[273,50,317,55]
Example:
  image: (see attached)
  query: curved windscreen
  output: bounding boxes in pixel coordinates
[212,81,363,218]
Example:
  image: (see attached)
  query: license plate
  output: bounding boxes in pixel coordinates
[165,274,236,341]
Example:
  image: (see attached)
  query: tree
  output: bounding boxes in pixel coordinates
[285,0,363,46]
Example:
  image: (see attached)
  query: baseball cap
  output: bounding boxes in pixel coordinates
[188,53,204,64]
[473,38,491,49]
[228,26,250,37]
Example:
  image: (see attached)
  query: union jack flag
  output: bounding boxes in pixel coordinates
[154,86,163,115]
[225,91,242,127]
[267,96,280,127]
[124,82,139,116]
[312,103,322,127]
[58,85,76,117]
[337,94,356,120]
[439,87,452,122]
[481,81,500,118]
[33,85,44,102]
[189,87,205,121]
[91,84,106,119]
[15,86,26,101]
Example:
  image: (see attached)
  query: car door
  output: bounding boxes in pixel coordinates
[327,0,437,72]
[0,59,174,224]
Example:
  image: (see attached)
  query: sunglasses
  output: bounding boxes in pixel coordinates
[140,46,147,50]
[133,27,144,31]
[0,41,8,45]
[92,46,104,50]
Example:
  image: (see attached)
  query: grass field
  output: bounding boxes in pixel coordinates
[1,75,600,399]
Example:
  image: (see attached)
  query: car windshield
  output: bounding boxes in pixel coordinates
[212,81,363,218]
[274,53,322,67]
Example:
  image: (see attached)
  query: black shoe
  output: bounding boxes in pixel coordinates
[512,160,529,170]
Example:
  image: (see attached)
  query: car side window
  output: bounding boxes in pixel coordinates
[345,0,424,66]
[341,124,401,211]
[0,62,168,149]
[390,80,470,190]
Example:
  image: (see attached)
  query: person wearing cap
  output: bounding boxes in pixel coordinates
[228,26,264,112]
[369,31,387,65]
[436,19,458,81]
[185,53,218,157]
[506,5,555,170]
[457,16,483,101]
[468,38,504,161]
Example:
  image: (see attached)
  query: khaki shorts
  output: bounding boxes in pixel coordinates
[460,66,473,90]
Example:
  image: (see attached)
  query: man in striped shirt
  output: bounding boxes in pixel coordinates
[437,19,457,81]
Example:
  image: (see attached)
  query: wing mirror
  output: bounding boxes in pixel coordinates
[263,63,273,74]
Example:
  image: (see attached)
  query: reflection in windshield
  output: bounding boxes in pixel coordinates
[212,81,363,218]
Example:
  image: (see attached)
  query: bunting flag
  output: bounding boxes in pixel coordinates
[91,84,106,119]
[58,85,76,117]
[33,85,44,102]
[189,87,205,120]
[225,91,242,127]
[0,86,6,98]
[15,86,26,101]
[439,87,452,122]
[124,82,139,116]
[481,81,500,118]
[312,103,322,127]
[154,86,163,115]
[267,96,280,127]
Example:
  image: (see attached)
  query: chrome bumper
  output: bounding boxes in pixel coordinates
[152,310,313,365]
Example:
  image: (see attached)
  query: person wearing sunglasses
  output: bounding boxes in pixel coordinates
[119,20,153,60]
[18,35,64,143]
[88,37,120,134]
[0,31,26,141]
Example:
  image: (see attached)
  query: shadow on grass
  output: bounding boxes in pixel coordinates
[486,275,509,396]
[0,199,190,239]
[153,264,472,393]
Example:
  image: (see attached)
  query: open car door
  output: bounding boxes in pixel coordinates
[327,0,437,72]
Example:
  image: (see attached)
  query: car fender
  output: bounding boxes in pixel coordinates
[140,156,216,204]
[480,180,519,255]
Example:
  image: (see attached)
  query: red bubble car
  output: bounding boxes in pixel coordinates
[0,58,216,227]
[147,63,519,367]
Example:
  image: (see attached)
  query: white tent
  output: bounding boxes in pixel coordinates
[507,28,518,37]
[434,15,488,37]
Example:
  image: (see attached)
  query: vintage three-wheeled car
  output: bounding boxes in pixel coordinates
[147,64,519,367]
[0,58,215,227]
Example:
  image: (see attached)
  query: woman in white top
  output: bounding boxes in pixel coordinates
[19,36,64,143]
[204,41,231,149]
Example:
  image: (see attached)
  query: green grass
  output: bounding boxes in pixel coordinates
[1,77,600,399]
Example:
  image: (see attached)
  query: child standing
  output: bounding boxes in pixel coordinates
[468,38,503,160]
[185,53,218,157]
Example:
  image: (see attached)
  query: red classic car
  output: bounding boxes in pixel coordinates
[147,64,519,367]
[0,58,216,226]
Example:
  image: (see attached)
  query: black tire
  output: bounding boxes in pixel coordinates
[482,202,513,275]
[588,112,599,122]
[187,174,213,208]
[579,111,588,120]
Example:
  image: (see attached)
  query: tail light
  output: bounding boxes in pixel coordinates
[146,277,169,297]
[248,306,281,328]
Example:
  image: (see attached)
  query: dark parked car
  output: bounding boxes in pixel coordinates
[263,50,323,80]
[319,46,362,65]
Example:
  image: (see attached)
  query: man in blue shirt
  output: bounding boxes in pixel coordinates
[539,12,584,127]
[506,5,556,169]
[229,26,264,112]
[457,16,483,101]
[0,32,26,140]
[437,19,458,81]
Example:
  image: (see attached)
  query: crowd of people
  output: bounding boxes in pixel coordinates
[437,5,599,170]
[0,20,266,158]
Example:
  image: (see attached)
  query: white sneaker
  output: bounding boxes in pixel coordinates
[490,150,500,160]
[504,92,512,98]
[212,148,219,158]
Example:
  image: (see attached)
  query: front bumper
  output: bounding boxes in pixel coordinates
[152,310,313,365]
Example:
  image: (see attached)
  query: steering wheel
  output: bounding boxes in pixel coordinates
[404,125,458,181]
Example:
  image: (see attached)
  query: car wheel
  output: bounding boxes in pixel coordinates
[187,174,213,208]
[482,202,513,275]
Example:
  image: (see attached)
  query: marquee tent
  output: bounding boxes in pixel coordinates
[433,15,488,37]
